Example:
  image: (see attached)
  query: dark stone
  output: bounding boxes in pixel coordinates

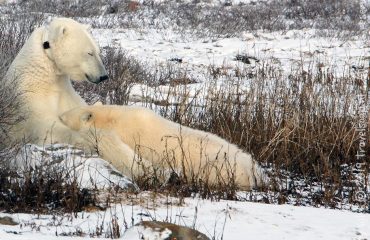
[131,221,210,240]
[0,216,18,226]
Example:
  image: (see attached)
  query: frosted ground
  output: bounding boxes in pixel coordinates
[80,0,369,105]
[0,143,368,239]
[0,0,369,239]
[1,194,370,239]
[93,26,369,105]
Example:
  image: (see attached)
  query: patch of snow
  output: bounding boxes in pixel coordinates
[93,28,368,77]
[0,195,369,240]
[11,144,137,191]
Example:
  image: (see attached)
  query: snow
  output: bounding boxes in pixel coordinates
[3,145,367,239]
[0,1,369,239]
[92,26,369,106]
[93,28,369,77]
[11,144,137,191]
[0,194,369,240]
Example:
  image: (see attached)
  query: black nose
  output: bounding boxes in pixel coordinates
[99,75,109,82]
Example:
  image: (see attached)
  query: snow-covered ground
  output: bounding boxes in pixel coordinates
[12,144,137,191]
[95,28,369,76]
[92,24,369,105]
[0,1,369,239]
[2,144,369,239]
[0,193,369,240]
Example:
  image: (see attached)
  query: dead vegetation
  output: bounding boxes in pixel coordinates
[73,43,369,210]
[0,161,96,214]
[1,0,368,39]
[0,0,368,214]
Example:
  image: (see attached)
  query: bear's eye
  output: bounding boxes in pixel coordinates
[86,113,92,121]
[88,52,93,56]
[82,112,93,122]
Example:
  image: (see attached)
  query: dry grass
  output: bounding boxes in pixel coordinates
[0,152,98,214]
[64,38,370,207]
[128,141,240,201]
[2,0,368,39]
[74,43,368,209]
[75,49,368,208]
[0,0,368,213]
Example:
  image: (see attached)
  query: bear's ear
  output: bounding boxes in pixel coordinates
[42,25,66,48]
[81,112,93,122]
[54,25,67,39]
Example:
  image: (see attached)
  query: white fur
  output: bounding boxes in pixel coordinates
[5,18,104,142]
[5,18,139,171]
[60,105,264,189]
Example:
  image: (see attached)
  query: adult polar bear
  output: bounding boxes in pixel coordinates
[5,18,139,173]
[6,17,263,189]
[59,105,264,189]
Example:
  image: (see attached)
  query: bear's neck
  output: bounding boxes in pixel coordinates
[6,26,85,110]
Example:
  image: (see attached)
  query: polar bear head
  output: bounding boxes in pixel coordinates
[59,105,114,131]
[43,18,108,84]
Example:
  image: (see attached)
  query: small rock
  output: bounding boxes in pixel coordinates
[0,216,18,226]
[224,0,232,6]
[123,221,210,240]
[169,58,183,63]
[234,54,259,64]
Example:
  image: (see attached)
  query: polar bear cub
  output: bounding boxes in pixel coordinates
[59,105,264,189]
